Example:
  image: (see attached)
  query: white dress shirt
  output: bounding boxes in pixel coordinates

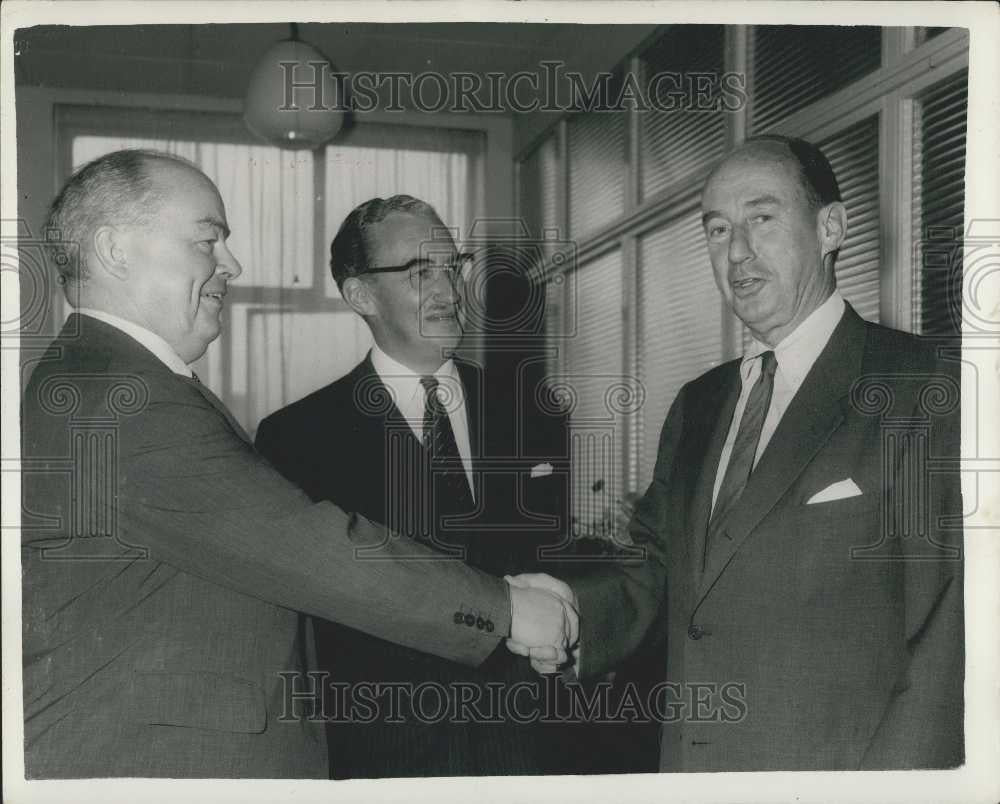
[74,307,194,377]
[711,291,846,510]
[370,343,475,499]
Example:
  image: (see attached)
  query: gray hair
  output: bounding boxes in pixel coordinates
[329,194,442,289]
[45,149,197,283]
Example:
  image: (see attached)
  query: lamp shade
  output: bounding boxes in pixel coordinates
[243,38,345,149]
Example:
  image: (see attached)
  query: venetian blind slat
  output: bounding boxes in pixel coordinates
[823,116,881,323]
[751,25,882,133]
[639,25,726,202]
[742,115,880,351]
[568,112,626,242]
[561,250,626,532]
[637,210,722,488]
[519,134,561,244]
[915,70,968,338]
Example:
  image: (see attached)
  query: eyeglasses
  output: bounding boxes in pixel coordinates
[363,253,474,290]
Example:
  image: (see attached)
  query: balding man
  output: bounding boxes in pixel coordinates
[20,150,576,778]
[514,135,963,770]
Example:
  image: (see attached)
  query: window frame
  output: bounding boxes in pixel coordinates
[51,102,492,425]
[518,24,970,495]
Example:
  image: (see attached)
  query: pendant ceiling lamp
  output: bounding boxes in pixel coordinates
[243,22,345,149]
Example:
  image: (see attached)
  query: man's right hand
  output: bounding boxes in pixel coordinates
[505,574,579,672]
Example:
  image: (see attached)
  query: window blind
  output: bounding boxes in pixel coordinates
[560,249,625,533]
[913,70,968,338]
[69,119,483,432]
[823,116,881,322]
[544,270,567,379]
[750,25,882,133]
[567,111,626,243]
[519,134,562,270]
[741,115,880,351]
[639,25,726,202]
[520,134,560,239]
[636,210,724,488]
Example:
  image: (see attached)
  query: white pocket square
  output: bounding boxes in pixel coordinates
[806,478,863,504]
[530,462,553,479]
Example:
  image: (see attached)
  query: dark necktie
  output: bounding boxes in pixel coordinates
[420,375,474,506]
[705,350,777,568]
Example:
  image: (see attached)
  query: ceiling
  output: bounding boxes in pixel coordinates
[13,22,656,111]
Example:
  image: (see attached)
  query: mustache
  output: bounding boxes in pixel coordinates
[423,301,461,316]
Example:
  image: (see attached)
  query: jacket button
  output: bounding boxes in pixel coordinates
[464,613,476,627]
[454,611,464,625]
[688,624,705,640]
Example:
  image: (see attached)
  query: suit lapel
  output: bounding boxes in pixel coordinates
[695,305,868,607]
[181,377,254,444]
[355,353,421,446]
[688,365,742,588]
[68,315,257,445]
[456,359,482,499]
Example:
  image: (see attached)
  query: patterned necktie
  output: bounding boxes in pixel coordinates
[705,350,778,568]
[420,376,473,505]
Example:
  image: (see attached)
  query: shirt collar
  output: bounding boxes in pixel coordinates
[742,291,846,385]
[74,307,194,377]
[370,343,460,410]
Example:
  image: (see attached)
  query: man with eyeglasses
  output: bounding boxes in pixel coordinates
[255,195,572,778]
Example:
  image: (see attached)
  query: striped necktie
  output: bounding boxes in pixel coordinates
[420,375,473,502]
[705,350,777,568]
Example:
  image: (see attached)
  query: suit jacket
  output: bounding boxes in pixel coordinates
[20,315,512,779]
[575,304,964,771]
[255,354,571,777]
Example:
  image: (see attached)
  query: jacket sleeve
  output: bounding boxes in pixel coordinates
[117,381,510,667]
[252,414,288,474]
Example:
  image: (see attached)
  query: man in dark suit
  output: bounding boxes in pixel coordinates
[513,135,964,770]
[20,151,577,778]
[255,195,573,777]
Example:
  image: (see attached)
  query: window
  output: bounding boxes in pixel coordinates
[636,208,723,487]
[567,110,626,241]
[62,108,484,432]
[520,25,968,498]
[739,115,882,350]
[518,133,562,267]
[750,26,882,133]
[560,249,625,533]
[639,25,726,202]
[913,70,968,338]
[822,116,881,322]
[519,134,561,241]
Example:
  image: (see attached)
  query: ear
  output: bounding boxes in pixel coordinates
[92,225,130,281]
[341,276,377,317]
[817,201,847,260]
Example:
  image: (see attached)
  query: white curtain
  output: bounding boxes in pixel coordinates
[71,122,482,434]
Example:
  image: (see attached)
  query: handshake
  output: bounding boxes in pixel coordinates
[505,573,579,674]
